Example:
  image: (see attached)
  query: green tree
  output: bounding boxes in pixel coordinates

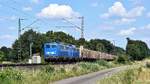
[45,31,76,44]
[11,29,126,62]
[12,29,43,61]
[114,46,126,55]
[86,39,114,53]
[12,30,77,61]
[96,43,105,51]
[126,38,149,60]
[76,38,86,47]
[116,54,129,64]
[0,51,4,61]
[0,46,12,61]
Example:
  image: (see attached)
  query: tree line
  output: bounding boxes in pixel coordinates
[0,29,149,62]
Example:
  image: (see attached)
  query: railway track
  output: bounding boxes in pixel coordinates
[0,62,77,70]
[0,63,47,67]
[0,63,48,70]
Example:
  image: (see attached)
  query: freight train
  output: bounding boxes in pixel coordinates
[44,42,115,62]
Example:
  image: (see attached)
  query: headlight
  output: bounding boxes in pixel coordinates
[50,52,56,54]
[46,51,56,55]
[46,52,50,54]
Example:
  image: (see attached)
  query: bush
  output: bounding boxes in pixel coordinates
[60,68,66,73]
[126,38,149,60]
[72,66,78,72]
[116,55,129,64]
[96,60,112,68]
[0,68,23,84]
[122,69,136,84]
[79,60,113,72]
[79,62,99,72]
[42,65,55,73]
[79,62,92,71]
[146,62,150,68]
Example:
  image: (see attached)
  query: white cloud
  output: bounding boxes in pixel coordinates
[91,2,98,7]
[119,27,136,36]
[101,2,126,18]
[101,1,145,25]
[0,35,15,40]
[31,0,40,4]
[108,2,126,17]
[126,6,145,18]
[114,18,136,24]
[129,0,142,6]
[22,6,32,11]
[101,2,145,19]
[37,4,80,19]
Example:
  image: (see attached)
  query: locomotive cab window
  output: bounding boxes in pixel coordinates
[66,47,69,50]
[46,45,50,48]
[51,45,57,48]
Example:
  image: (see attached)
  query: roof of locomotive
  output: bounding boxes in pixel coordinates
[44,42,77,48]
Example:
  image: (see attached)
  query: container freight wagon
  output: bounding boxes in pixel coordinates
[80,47,115,60]
[43,42,115,62]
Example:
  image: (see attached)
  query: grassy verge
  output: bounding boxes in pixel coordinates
[0,60,121,84]
[98,64,150,84]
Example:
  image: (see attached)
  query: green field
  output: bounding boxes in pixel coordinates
[0,60,120,84]
[98,62,150,84]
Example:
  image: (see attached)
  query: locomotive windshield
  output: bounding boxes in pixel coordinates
[46,45,50,48]
[51,45,57,48]
[45,44,57,48]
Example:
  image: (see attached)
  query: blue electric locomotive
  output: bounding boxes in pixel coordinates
[44,42,80,61]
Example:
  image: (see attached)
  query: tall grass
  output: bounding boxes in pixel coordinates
[98,65,150,84]
[0,60,116,84]
[0,68,23,84]
[98,68,138,84]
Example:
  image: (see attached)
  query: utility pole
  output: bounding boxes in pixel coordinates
[28,34,33,59]
[30,42,33,59]
[80,16,84,39]
[17,19,38,62]
[18,18,24,61]
[112,40,116,55]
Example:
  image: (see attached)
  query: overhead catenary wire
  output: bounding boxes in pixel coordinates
[22,19,39,30]
[1,0,85,38]
[62,18,81,29]
[0,0,51,28]
[61,16,84,38]
[1,0,84,35]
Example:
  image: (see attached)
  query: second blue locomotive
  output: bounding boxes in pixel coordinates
[44,42,80,61]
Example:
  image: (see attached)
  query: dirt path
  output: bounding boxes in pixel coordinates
[52,66,128,84]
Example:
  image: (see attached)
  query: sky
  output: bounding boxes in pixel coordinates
[0,0,150,49]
